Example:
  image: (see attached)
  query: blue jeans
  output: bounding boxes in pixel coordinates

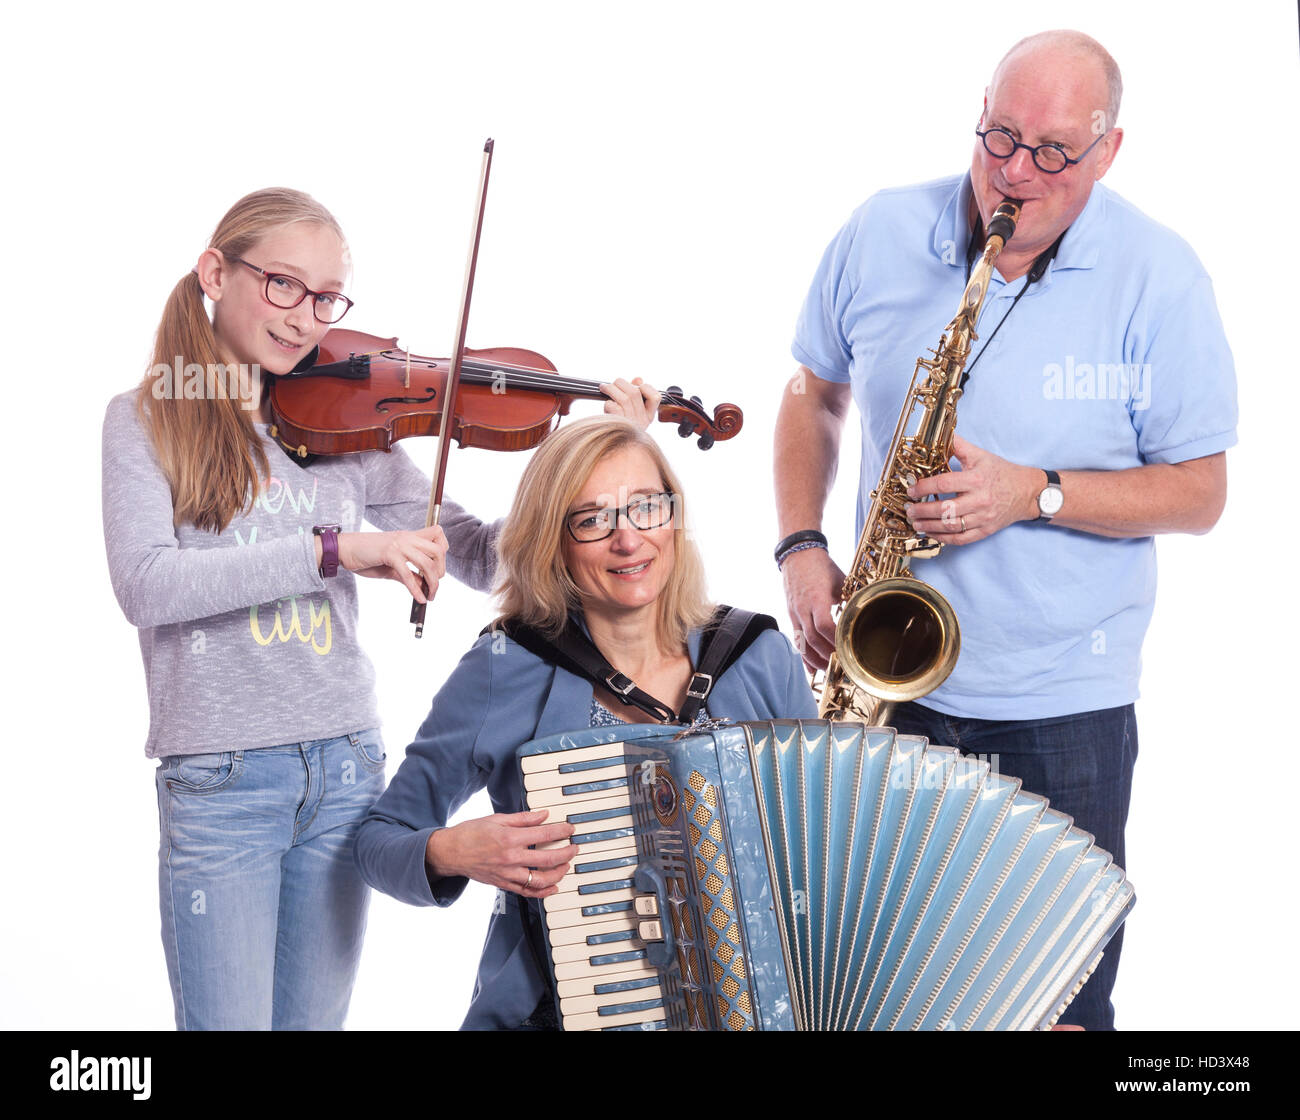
[889,702,1137,1031]
[154,730,386,1030]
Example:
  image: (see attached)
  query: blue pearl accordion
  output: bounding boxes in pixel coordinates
[518,719,1134,1031]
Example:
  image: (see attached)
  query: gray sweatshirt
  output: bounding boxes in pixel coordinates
[102,391,499,757]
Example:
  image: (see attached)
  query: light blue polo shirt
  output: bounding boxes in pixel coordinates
[793,174,1237,720]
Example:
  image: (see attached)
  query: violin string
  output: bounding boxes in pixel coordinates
[323,349,687,411]
[385,353,688,409]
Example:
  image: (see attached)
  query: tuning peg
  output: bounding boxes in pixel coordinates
[677,419,696,440]
[696,431,715,451]
[690,395,703,408]
[666,385,682,398]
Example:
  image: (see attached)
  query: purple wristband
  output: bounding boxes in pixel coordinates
[313,525,341,578]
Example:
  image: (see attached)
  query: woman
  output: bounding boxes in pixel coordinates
[104,188,657,1030]
[355,416,816,1029]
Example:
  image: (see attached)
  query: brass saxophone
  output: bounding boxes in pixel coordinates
[817,197,1022,724]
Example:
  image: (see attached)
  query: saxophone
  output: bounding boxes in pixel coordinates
[817,197,1022,724]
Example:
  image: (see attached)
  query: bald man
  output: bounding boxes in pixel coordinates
[775,31,1236,1029]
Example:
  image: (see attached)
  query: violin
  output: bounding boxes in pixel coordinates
[267,328,743,461]
[286,139,741,637]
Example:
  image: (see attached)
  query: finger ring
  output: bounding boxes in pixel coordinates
[525,869,534,889]
[960,516,967,532]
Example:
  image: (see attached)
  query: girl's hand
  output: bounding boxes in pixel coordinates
[425,810,577,899]
[601,377,662,431]
[328,525,448,602]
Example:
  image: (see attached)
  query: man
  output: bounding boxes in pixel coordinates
[774,30,1235,1030]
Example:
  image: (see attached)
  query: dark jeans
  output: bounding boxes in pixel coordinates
[889,701,1138,1031]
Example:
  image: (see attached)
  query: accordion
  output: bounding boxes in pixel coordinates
[519,719,1134,1031]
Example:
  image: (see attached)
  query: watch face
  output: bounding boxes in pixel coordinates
[1039,485,1064,517]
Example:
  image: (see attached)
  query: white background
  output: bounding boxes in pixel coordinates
[2,0,1295,1031]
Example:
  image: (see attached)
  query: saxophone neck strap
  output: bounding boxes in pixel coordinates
[960,224,1067,390]
[964,216,1066,282]
[486,606,777,724]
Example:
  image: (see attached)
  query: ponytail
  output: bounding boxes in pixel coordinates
[134,188,345,533]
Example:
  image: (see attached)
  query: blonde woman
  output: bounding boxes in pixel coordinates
[355,416,815,1029]
[104,189,657,1030]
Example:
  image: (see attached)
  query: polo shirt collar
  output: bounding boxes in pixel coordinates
[934,174,1104,280]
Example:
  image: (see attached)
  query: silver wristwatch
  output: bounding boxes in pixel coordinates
[1036,469,1064,521]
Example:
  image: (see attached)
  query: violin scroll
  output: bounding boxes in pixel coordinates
[660,386,743,450]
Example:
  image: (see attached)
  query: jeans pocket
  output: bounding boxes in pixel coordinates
[164,751,242,794]
[346,729,386,771]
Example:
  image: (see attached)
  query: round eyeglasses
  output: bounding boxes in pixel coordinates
[975,125,1109,175]
[565,492,677,543]
[232,257,355,324]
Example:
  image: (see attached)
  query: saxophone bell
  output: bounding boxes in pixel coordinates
[836,577,960,698]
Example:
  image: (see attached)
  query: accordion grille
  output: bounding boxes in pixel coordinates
[687,769,758,1030]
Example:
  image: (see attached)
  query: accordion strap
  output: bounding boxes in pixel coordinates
[679,606,776,722]
[486,606,776,725]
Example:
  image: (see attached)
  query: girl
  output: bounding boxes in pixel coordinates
[104,188,656,1029]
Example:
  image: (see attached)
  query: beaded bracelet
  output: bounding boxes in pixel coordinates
[774,529,828,569]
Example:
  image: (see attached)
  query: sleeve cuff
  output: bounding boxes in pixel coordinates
[790,341,851,384]
[421,827,469,907]
[1142,429,1237,465]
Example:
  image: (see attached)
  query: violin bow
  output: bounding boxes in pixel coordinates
[411,137,494,638]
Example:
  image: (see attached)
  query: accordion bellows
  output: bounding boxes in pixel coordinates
[519,719,1135,1031]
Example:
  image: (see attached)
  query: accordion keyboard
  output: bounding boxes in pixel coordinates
[522,741,669,1031]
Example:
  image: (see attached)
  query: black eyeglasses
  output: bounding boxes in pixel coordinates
[565,492,676,542]
[975,125,1109,174]
[232,257,354,324]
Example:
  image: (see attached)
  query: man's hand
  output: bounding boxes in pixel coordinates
[774,366,852,666]
[781,547,846,673]
[904,434,1040,544]
[905,436,1227,542]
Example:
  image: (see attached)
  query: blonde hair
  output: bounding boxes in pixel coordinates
[136,188,347,532]
[495,417,713,647]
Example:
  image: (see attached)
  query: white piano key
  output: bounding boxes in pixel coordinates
[527,775,630,809]
[523,760,630,793]
[555,961,657,998]
[537,834,637,857]
[554,948,649,981]
[547,915,638,947]
[544,864,637,895]
[552,931,643,965]
[543,886,635,914]
[563,1004,666,1031]
[543,792,636,820]
[520,743,628,773]
[561,982,664,1017]
[545,898,637,929]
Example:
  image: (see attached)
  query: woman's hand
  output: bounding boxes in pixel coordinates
[601,377,662,431]
[322,525,448,602]
[425,810,577,899]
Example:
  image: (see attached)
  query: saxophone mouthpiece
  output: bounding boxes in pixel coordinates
[987,198,1022,245]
